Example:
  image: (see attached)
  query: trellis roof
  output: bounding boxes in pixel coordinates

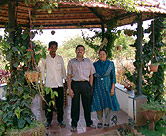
[0,0,166,29]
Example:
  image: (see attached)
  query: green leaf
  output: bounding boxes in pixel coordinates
[49,100,55,106]
[26,51,32,61]
[42,5,47,11]
[54,91,58,97]
[0,36,2,41]
[23,94,31,99]
[24,116,31,124]
[14,107,23,119]
[18,118,26,129]
[45,87,51,95]
[13,63,18,68]
[34,54,40,64]
[6,54,11,61]
[48,9,52,14]
[18,86,24,94]
[47,109,51,112]
[12,47,18,52]
[22,33,29,40]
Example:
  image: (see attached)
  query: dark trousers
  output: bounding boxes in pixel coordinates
[71,81,93,127]
[45,87,64,124]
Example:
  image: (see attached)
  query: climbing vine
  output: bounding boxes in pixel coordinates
[0,25,47,133]
[124,17,166,102]
[82,19,118,59]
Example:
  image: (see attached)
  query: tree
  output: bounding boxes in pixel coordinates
[57,35,97,67]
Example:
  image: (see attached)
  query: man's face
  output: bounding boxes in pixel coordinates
[49,44,57,56]
[76,46,85,57]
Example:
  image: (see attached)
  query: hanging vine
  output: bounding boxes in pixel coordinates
[124,16,166,102]
[82,18,118,59]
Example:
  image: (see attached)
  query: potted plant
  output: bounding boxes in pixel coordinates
[24,37,47,83]
[149,63,159,72]
[140,101,166,131]
[124,85,132,91]
[116,45,122,51]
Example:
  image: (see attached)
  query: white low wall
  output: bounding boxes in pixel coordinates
[0,83,6,99]
[115,83,135,115]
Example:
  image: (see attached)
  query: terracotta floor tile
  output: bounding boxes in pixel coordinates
[31,95,128,136]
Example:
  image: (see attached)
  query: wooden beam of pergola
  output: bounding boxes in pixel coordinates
[0,0,165,29]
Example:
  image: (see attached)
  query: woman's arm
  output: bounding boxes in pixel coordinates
[110,62,116,96]
[110,83,115,96]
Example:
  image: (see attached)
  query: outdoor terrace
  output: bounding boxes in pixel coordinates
[31,95,128,136]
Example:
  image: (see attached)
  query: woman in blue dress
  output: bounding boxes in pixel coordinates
[91,49,120,129]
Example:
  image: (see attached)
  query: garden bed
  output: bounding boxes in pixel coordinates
[5,120,45,136]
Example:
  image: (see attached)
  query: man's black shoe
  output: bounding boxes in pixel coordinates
[87,124,96,129]
[71,126,77,132]
[59,121,66,128]
[45,122,51,128]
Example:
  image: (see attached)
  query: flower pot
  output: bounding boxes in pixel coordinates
[116,46,122,51]
[149,64,158,72]
[124,85,132,91]
[142,109,164,131]
[25,71,39,83]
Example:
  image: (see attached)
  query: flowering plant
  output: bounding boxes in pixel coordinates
[140,101,166,114]
[0,69,10,85]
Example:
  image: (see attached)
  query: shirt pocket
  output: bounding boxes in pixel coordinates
[56,62,61,71]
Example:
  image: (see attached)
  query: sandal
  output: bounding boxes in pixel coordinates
[104,123,109,129]
[97,122,103,128]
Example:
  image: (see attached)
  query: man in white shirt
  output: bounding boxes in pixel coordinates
[40,41,66,128]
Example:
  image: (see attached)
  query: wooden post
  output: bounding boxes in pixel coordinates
[8,0,16,92]
[8,0,16,41]
[136,13,143,95]
[133,13,147,126]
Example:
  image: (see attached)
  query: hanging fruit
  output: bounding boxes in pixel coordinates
[124,29,134,36]
[51,30,55,35]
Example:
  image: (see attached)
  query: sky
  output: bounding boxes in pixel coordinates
[33,20,151,45]
[0,20,151,46]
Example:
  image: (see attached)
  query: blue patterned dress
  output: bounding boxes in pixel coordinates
[91,60,120,112]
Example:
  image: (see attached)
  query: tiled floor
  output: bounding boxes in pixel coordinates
[31,95,128,136]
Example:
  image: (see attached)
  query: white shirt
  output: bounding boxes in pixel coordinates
[40,54,66,88]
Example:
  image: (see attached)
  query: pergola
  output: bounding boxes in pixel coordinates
[0,0,166,96]
[0,0,166,29]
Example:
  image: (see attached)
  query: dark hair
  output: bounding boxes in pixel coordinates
[48,41,58,48]
[76,45,85,50]
[99,49,107,55]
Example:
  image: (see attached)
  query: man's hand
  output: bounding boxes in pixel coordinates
[69,88,74,98]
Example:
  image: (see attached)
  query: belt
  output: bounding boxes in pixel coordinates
[72,80,88,82]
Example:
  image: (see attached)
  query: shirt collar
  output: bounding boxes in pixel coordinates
[75,57,85,61]
[48,54,56,59]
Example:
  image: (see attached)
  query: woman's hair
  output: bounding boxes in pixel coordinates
[99,49,107,55]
